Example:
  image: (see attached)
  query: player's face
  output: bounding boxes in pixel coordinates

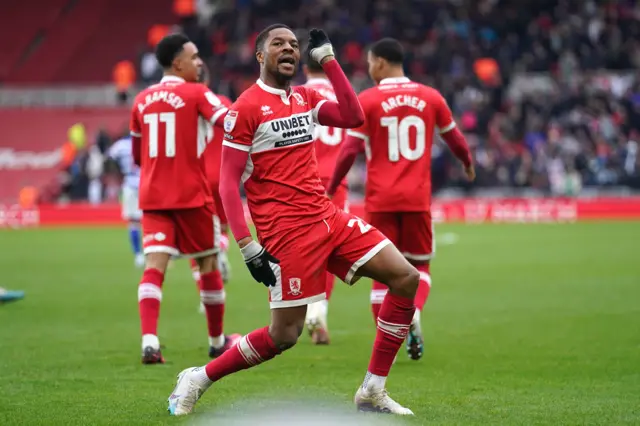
[260,28,300,80]
[175,42,203,83]
[367,51,383,85]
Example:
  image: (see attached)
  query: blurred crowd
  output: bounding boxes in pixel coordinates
[70,0,640,203]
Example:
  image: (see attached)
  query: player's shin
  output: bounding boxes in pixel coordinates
[138,268,165,349]
[129,222,142,255]
[364,291,416,390]
[193,326,282,386]
[414,263,431,311]
[199,270,226,347]
[370,281,387,323]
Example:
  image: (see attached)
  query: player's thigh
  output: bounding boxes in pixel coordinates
[173,204,220,259]
[122,186,142,221]
[399,211,434,262]
[265,221,332,310]
[365,211,400,245]
[327,211,391,285]
[141,210,179,257]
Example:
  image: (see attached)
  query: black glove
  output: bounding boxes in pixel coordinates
[240,241,280,287]
[308,28,335,63]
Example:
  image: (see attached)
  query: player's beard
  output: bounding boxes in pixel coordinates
[273,70,294,88]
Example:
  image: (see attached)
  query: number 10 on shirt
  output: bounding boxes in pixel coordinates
[144,112,176,158]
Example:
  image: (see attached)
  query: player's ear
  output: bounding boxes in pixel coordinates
[303,64,309,76]
[256,50,264,65]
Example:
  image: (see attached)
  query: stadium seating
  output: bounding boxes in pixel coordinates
[3,0,174,83]
[0,0,68,81]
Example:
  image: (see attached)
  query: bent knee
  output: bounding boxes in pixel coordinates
[390,266,419,297]
[269,323,304,351]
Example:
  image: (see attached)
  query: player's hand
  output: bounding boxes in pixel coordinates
[240,240,280,287]
[464,164,476,182]
[308,29,335,64]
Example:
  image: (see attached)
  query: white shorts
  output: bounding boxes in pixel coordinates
[121,186,142,221]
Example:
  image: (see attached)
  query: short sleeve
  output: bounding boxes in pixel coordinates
[345,93,370,143]
[305,87,329,124]
[222,102,255,152]
[129,105,141,138]
[196,85,229,124]
[433,91,456,134]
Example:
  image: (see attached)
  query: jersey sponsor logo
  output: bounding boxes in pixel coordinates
[269,114,312,133]
[288,278,302,296]
[224,110,238,132]
[274,134,313,148]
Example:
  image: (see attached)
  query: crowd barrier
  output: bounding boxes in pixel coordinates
[2,197,640,228]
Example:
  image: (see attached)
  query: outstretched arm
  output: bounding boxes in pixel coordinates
[326,135,364,196]
[315,60,364,128]
[441,127,472,168]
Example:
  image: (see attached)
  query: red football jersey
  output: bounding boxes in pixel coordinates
[222,79,334,241]
[203,94,233,190]
[130,76,229,210]
[347,77,456,212]
[304,78,347,186]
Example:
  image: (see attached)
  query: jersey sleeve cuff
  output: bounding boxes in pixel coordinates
[130,131,141,137]
[438,121,456,134]
[211,107,229,125]
[346,129,369,143]
[223,140,251,152]
[312,99,328,124]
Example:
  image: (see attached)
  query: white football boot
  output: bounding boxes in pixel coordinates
[354,386,414,415]
[305,300,330,344]
[167,367,208,416]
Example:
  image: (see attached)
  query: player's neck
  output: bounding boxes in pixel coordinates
[261,72,291,93]
[162,71,185,82]
[380,69,406,82]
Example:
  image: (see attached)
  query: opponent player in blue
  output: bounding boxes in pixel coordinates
[108,135,144,268]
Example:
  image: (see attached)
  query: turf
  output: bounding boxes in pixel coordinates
[1,223,638,425]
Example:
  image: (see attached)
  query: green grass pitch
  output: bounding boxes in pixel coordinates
[1,223,639,425]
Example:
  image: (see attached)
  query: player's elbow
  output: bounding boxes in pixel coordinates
[344,108,364,128]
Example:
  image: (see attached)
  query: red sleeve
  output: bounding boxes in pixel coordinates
[219,102,255,242]
[312,60,364,128]
[433,91,456,134]
[196,85,230,128]
[441,127,472,168]
[129,106,142,166]
[219,146,252,241]
[326,135,364,196]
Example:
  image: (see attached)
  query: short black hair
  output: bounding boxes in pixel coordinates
[155,33,191,68]
[370,38,404,65]
[255,24,293,53]
[306,56,324,73]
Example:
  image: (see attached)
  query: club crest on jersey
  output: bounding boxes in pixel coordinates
[292,92,306,106]
[288,278,302,296]
[224,110,238,132]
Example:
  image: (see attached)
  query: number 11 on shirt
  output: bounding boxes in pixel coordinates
[144,112,176,158]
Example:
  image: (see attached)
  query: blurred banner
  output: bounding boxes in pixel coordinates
[0,108,128,203]
[3,198,640,228]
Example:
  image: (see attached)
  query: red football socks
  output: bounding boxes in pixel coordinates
[200,270,225,340]
[414,263,432,311]
[370,281,387,323]
[204,326,281,381]
[324,272,335,300]
[138,268,164,336]
[367,292,415,377]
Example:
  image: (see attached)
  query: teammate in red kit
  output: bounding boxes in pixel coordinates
[190,64,234,313]
[327,38,475,361]
[130,34,240,364]
[168,26,419,417]
[302,57,348,345]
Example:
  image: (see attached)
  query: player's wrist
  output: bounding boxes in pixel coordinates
[239,239,261,259]
[310,44,335,64]
[320,55,336,65]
